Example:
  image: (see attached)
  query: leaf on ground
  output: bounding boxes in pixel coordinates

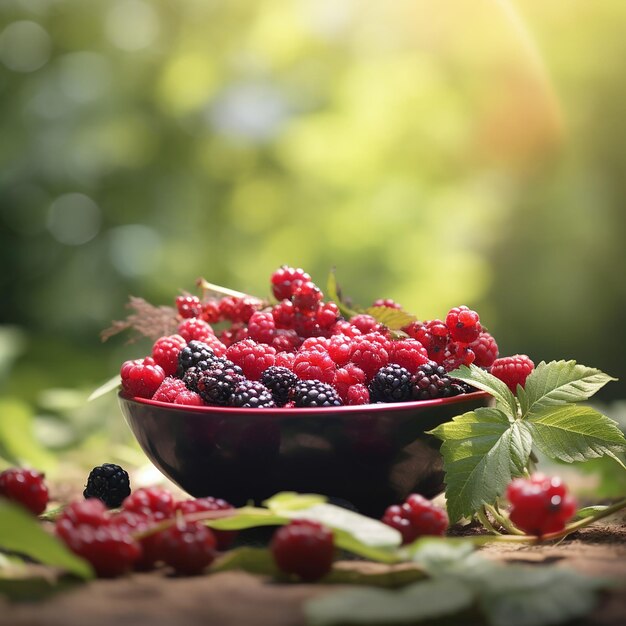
[210,547,280,577]
[448,365,518,419]
[306,578,474,626]
[204,507,286,531]
[527,404,626,469]
[519,360,617,417]
[0,499,93,580]
[429,408,533,522]
[403,537,476,574]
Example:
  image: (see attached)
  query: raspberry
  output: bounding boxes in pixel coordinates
[271,266,311,301]
[316,302,340,329]
[219,323,248,347]
[350,314,381,335]
[275,351,296,370]
[200,299,221,323]
[0,468,49,515]
[176,295,202,319]
[333,364,366,402]
[292,379,342,407]
[442,342,476,371]
[468,331,499,368]
[445,306,481,344]
[326,334,353,367]
[491,355,535,393]
[178,317,215,343]
[120,357,165,399]
[248,311,276,344]
[226,339,277,381]
[300,336,331,353]
[382,494,448,544]
[272,329,302,352]
[507,475,577,536]
[109,510,164,571]
[230,380,276,408]
[411,362,465,400]
[151,334,186,376]
[272,299,296,328]
[177,340,220,375]
[83,463,131,509]
[293,350,336,384]
[405,320,449,364]
[261,366,298,406]
[232,297,262,324]
[388,338,429,374]
[293,314,324,339]
[158,520,217,575]
[369,364,413,403]
[175,497,237,550]
[217,296,238,322]
[122,487,176,517]
[196,362,245,406]
[270,519,334,581]
[60,523,142,577]
[349,336,390,381]
[330,320,361,338]
[153,377,203,405]
[346,384,370,405]
[371,298,402,309]
[292,281,323,312]
[57,498,109,529]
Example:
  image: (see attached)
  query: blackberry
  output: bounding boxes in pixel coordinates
[260,366,298,406]
[368,364,413,403]
[177,340,219,376]
[292,379,342,408]
[230,380,276,408]
[197,362,245,406]
[83,463,131,509]
[183,358,225,392]
[410,362,465,400]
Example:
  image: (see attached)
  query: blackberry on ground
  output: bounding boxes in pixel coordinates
[177,340,219,376]
[292,380,342,407]
[410,362,464,400]
[369,364,413,403]
[83,463,131,509]
[197,363,245,406]
[261,366,298,406]
[229,380,276,408]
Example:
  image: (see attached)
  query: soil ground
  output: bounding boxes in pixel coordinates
[1,524,624,626]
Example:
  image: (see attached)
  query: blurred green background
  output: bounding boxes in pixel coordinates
[0,0,624,490]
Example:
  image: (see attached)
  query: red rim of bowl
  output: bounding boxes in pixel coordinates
[119,390,490,416]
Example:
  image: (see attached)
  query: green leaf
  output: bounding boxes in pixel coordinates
[263,492,327,512]
[574,505,609,520]
[362,306,416,330]
[428,408,533,522]
[448,365,518,419]
[0,499,93,579]
[519,360,617,417]
[211,547,280,576]
[326,269,360,318]
[527,404,626,468]
[305,578,474,626]
[284,503,402,550]
[475,564,606,626]
[87,375,121,402]
[404,537,476,574]
[204,506,286,531]
[0,399,56,471]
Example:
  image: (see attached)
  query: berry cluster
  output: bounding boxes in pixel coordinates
[381,494,449,544]
[119,266,533,408]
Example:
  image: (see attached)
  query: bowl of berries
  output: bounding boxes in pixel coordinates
[114,266,499,517]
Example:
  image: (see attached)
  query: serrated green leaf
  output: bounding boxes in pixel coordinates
[527,404,626,468]
[363,306,416,330]
[0,500,93,579]
[475,564,605,626]
[448,365,518,419]
[429,408,533,522]
[520,360,616,417]
[305,578,474,626]
[263,492,327,512]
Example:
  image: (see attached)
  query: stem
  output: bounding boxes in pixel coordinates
[196,278,255,300]
[477,507,501,535]
[486,504,525,535]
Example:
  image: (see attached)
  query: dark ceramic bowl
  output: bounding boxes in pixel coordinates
[119,391,488,517]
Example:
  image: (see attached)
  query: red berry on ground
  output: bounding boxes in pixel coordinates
[445,306,481,344]
[226,339,277,381]
[381,494,448,544]
[120,357,165,399]
[491,355,535,392]
[388,338,429,374]
[151,334,187,377]
[270,519,334,581]
[468,331,499,368]
[293,350,337,384]
[158,520,217,575]
[271,266,311,301]
[175,295,202,319]
[175,497,237,550]
[57,498,109,529]
[122,487,176,517]
[506,474,577,536]
[0,468,49,515]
